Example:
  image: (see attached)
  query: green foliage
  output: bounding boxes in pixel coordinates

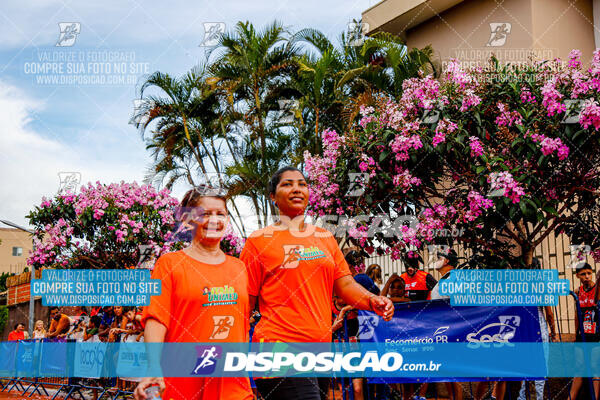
[0,272,13,292]
[0,306,8,336]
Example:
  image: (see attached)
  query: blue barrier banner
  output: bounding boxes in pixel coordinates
[356,301,544,382]
[39,338,68,376]
[15,340,35,375]
[0,342,16,373]
[0,342,599,378]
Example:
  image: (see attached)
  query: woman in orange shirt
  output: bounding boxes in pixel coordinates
[241,166,394,400]
[134,186,253,400]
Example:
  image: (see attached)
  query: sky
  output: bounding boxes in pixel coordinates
[0,0,377,228]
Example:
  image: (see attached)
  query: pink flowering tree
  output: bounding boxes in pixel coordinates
[305,50,600,267]
[26,182,185,270]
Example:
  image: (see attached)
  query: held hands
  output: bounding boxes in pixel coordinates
[369,296,394,321]
[134,377,165,400]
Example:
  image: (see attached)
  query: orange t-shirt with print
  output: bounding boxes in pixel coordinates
[240,224,351,342]
[142,250,253,400]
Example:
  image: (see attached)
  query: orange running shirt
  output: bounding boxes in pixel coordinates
[240,225,351,342]
[142,250,253,400]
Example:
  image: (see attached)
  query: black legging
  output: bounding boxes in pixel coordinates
[254,377,330,400]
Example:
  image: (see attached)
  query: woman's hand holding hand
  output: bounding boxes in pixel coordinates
[369,296,394,321]
[134,377,165,400]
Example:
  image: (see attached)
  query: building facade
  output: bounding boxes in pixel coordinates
[0,228,32,275]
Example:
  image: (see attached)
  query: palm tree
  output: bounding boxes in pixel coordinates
[288,27,437,160]
[136,66,248,235]
[208,21,300,226]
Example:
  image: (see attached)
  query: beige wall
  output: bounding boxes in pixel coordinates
[364,0,596,68]
[0,228,32,275]
[531,0,596,63]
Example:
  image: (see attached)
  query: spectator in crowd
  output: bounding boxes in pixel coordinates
[97,306,116,341]
[400,252,437,301]
[121,307,144,342]
[430,249,459,300]
[84,315,102,342]
[366,263,383,290]
[382,274,409,303]
[108,306,131,342]
[47,307,71,338]
[67,306,89,341]
[345,250,381,295]
[569,262,600,400]
[8,323,27,341]
[33,320,46,339]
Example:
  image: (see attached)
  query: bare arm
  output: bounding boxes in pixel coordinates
[543,306,557,341]
[596,271,600,303]
[134,319,167,400]
[334,276,394,321]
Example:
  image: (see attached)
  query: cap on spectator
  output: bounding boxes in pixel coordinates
[403,251,423,269]
[441,249,458,267]
[575,262,593,273]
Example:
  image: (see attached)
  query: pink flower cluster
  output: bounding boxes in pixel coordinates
[392,169,422,193]
[401,75,447,113]
[432,118,458,147]
[221,226,245,257]
[446,60,474,89]
[390,134,423,161]
[541,79,566,116]
[459,89,482,112]
[579,99,600,130]
[495,103,523,127]
[487,171,526,203]
[530,133,570,160]
[304,129,345,215]
[568,50,582,69]
[358,154,377,177]
[468,136,484,157]
[464,191,494,222]
[358,105,377,128]
[520,87,536,104]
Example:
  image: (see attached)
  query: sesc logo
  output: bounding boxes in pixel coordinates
[466,315,520,348]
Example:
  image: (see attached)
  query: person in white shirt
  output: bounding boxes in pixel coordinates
[430,249,458,300]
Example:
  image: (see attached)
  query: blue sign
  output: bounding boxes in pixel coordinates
[357,300,544,382]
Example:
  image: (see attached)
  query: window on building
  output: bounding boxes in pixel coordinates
[12,247,23,256]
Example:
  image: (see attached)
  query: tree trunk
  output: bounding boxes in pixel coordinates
[521,243,534,267]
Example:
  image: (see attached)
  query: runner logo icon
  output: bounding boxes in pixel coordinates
[209,316,234,340]
[192,345,222,375]
[357,315,380,340]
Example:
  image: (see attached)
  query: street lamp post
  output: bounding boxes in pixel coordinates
[1,219,35,338]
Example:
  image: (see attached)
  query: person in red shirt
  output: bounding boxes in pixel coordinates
[7,323,27,341]
[569,262,600,400]
[399,252,437,301]
[134,186,253,400]
[240,166,394,400]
